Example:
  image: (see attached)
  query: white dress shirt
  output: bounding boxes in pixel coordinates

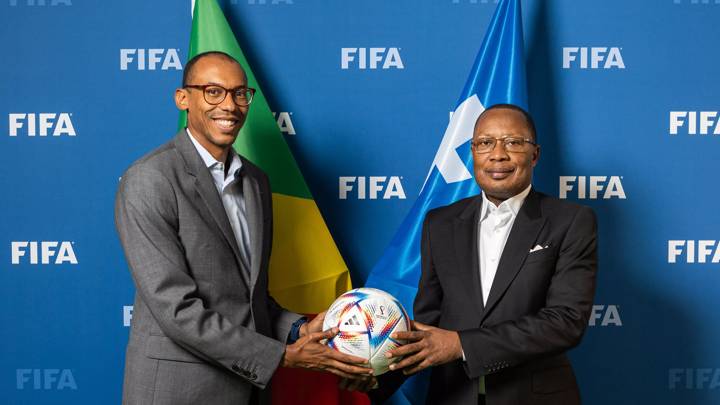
[465,184,532,394]
[187,129,252,272]
[478,184,532,305]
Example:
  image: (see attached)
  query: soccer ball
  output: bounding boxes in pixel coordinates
[322,288,410,376]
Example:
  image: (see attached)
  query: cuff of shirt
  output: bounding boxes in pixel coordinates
[287,317,308,344]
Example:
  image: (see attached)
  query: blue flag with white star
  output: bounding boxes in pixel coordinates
[364,0,528,403]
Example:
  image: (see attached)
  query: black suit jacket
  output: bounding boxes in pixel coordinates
[374,189,597,405]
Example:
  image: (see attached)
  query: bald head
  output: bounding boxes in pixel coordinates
[182,51,245,87]
[475,104,537,143]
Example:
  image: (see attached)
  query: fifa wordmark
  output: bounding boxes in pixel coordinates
[668,240,720,263]
[589,305,622,326]
[559,176,626,199]
[670,111,720,135]
[562,47,625,69]
[673,0,720,5]
[669,369,720,390]
[339,176,406,200]
[120,49,182,71]
[123,305,134,327]
[8,0,71,5]
[11,241,78,265]
[341,48,404,70]
[451,0,499,3]
[16,369,77,390]
[236,0,294,4]
[9,113,75,136]
[272,112,295,135]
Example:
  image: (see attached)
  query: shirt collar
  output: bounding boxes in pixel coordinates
[186,128,243,178]
[480,184,532,220]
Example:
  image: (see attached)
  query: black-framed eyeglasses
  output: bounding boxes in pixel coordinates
[184,84,256,107]
[471,136,538,154]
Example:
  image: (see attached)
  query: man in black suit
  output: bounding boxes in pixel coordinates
[373,104,597,404]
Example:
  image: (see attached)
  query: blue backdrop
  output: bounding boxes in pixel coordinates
[2,0,719,404]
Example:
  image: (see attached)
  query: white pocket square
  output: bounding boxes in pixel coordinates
[529,244,549,253]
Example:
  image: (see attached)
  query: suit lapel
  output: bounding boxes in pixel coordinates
[173,131,249,285]
[241,167,264,290]
[453,196,485,318]
[481,190,546,323]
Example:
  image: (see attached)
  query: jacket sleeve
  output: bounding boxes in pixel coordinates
[115,165,285,389]
[414,212,444,326]
[459,206,598,378]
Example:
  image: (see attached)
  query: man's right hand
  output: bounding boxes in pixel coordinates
[282,327,374,379]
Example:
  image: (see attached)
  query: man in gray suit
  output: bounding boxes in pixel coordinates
[115,51,372,405]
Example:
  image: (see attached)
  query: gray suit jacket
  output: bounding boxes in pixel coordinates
[115,130,301,405]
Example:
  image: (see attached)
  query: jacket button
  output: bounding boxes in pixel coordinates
[250,373,257,380]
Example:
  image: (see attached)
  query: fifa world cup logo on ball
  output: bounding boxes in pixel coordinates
[322,288,410,375]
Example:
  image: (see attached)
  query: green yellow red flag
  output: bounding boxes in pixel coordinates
[179,0,351,314]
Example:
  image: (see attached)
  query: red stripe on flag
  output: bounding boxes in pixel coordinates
[272,367,370,405]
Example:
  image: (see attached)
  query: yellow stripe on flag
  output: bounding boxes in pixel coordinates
[268,193,351,314]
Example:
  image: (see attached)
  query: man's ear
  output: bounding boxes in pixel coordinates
[175,88,189,111]
[531,145,540,167]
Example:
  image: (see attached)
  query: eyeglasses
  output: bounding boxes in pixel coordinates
[471,136,537,154]
[184,84,256,107]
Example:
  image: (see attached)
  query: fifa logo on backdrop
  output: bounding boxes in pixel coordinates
[120,49,182,71]
[589,305,622,326]
[16,369,77,390]
[231,0,293,4]
[562,47,625,69]
[8,0,71,5]
[9,113,76,137]
[559,176,626,199]
[11,241,78,265]
[669,111,720,135]
[451,0,499,3]
[668,369,720,390]
[272,112,295,135]
[673,0,720,4]
[124,305,133,327]
[341,48,404,70]
[339,177,406,200]
[668,240,720,263]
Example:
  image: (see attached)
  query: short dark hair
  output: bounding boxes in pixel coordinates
[181,51,243,87]
[476,103,538,142]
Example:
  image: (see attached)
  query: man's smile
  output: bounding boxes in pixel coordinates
[211,116,241,132]
[485,167,515,180]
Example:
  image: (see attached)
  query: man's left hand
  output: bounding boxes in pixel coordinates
[385,321,463,375]
[300,311,327,338]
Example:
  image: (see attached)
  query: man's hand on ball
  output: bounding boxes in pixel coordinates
[282,327,374,379]
[300,311,326,337]
[385,321,463,375]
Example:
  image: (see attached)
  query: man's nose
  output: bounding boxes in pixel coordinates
[488,140,510,160]
[218,91,237,111]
